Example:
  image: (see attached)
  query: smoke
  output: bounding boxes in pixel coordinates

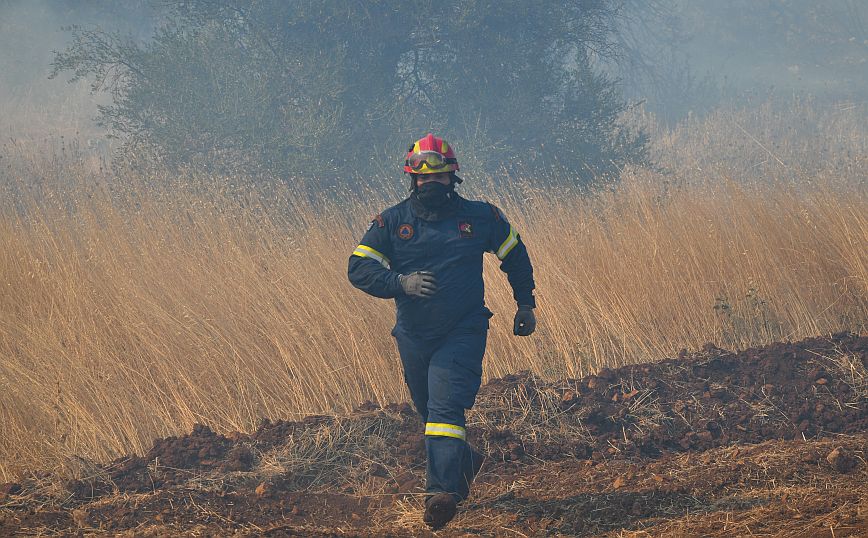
[1,1,864,142]
[609,0,868,123]
[0,0,155,141]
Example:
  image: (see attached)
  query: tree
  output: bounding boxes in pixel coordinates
[51,1,648,184]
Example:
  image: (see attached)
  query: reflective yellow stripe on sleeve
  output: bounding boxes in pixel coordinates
[495,226,519,260]
[352,244,390,269]
[425,422,467,440]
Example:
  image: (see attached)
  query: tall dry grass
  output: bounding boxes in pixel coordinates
[1,101,866,479]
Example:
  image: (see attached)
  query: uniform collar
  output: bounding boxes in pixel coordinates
[408,192,461,221]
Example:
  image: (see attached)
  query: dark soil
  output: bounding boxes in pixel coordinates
[2,333,866,536]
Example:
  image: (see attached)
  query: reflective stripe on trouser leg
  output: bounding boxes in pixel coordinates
[425,422,466,440]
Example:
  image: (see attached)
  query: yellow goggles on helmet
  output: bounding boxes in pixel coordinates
[406,151,458,172]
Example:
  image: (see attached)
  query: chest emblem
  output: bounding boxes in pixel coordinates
[458,221,473,238]
[397,223,415,240]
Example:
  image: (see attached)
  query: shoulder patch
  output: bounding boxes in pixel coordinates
[458,220,474,238]
[397,223,414,240]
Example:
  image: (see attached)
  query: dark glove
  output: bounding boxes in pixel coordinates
[513,305,536,336]
[398,271,437,299]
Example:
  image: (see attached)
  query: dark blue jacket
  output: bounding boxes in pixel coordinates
[348,194,535,337]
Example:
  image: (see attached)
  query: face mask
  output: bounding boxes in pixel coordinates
[416,181,453,208]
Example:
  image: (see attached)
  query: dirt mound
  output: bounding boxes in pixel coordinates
[475,332,867,463]
[2,333,866,536]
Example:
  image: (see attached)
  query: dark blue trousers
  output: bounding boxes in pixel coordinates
[392,313,489,502]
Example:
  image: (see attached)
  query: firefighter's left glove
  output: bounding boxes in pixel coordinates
[399,271,438,299]
[513,305,536,336]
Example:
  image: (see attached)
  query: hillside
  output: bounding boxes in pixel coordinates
[2,333,865,536]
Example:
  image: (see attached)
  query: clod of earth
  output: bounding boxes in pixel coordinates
[827,447,858,474]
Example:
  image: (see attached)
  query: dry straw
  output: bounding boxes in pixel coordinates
[1,100,866,479]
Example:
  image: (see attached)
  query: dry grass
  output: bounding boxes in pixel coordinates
[252,412,409,493]
[1,100,866,479]
[470,375,594,460]
[605,436,868,538]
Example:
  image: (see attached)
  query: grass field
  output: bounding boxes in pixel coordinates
[1,100,865,480]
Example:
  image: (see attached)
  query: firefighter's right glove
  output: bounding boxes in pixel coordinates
[513,305,536,336]
[398,271,437,299]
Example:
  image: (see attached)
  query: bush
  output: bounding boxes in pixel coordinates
[51,1,648,185]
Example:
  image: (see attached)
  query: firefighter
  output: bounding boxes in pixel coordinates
[347,133,536,530]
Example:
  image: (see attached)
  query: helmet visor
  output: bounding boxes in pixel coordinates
[406,151,457,172]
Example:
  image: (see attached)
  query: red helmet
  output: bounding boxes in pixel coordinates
[404,133,460,174]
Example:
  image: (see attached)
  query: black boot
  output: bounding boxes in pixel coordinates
[424,493,457,530]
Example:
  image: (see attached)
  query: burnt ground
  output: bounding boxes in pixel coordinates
[1,333,866,536]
